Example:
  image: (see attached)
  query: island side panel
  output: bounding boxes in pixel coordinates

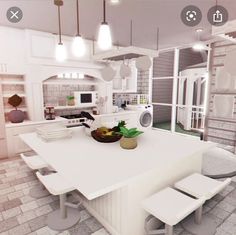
[81,151,202,235]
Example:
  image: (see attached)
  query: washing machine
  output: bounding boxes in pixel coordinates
[126,105,153,130]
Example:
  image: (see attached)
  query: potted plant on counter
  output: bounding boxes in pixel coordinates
[119,127,143,150]
[8,94,25,123]
[67,96,75,106]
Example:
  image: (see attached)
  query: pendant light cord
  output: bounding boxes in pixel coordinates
[76,0,80,36]
[103,0,106,23]
[58,5,62,44]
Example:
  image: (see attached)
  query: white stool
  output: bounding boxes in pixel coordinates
[142,187,205,235]
[174,173,231,235]
[20,153,50,198]
[36,172,81,231]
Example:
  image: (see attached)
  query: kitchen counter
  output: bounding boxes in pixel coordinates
[20,127,214,235]
[5,117,65,128]
[92,110,137,117]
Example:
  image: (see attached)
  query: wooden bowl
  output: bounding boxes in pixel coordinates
[91,130,122,143]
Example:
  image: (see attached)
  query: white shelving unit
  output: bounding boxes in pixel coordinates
[0,75,29,122]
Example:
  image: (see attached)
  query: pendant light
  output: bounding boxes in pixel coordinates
[55,0,67,62]
[192,28,208,51]
[72,0,86,57]
[98,0,112,50]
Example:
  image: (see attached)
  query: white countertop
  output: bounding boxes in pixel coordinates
[20,128,214,200]
[92,110,137,117]
[5,117,65,128]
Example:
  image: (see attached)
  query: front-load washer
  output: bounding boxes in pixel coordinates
[126,105,153,130]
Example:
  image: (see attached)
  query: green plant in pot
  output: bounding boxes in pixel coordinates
[8,94,25,123]
[119,127,143,150]
[67,96,75,106]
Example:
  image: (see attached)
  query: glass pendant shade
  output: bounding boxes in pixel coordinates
[55,43,67,62]
[98,22,112,50]
[72,35,86,57]
[192,42,206,51]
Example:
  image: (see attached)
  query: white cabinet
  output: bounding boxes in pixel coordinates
[6,120,63,157]
[95,111,138,128]
[112,61,138,93]
[0,81,7,158]
[0,27,26,75]
[25,29,93,66]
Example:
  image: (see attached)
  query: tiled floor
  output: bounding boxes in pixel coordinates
[1,157,236,235]
[0,157,109,235]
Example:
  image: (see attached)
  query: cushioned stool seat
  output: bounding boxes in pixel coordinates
[142,187,205,235]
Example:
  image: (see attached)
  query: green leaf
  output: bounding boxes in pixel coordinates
[131,131,144,138]
[119,127,129,136]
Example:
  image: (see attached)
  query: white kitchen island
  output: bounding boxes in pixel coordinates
[20,128,214,235]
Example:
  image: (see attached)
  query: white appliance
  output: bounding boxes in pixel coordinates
[74,91,98,108]
[126,105,153,130]
[60,114,87,128]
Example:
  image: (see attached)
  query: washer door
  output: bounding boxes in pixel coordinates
[140,111,152,127]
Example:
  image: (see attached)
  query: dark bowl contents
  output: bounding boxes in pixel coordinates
[91,127,122,143]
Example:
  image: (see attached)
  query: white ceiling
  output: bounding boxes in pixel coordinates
[0,0,236,49]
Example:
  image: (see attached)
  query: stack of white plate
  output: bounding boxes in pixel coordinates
[36,124,73,142]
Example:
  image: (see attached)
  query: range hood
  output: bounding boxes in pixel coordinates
[212,20,236,43]
[92,46,159,62]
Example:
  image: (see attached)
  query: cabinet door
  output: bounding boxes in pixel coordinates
[13,136,31,155]
[0,27,26,74]
[0,81,7,158]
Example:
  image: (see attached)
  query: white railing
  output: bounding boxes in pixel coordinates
[191,107,205,131]
[177,105,205,131]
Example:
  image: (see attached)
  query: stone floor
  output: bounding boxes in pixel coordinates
[1,157,236,235]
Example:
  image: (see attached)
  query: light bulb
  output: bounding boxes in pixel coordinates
[72,35,86,57]
[192,42,206,51]
[110,0,121,5]
[98,22,112,50]
[55,43,67,62]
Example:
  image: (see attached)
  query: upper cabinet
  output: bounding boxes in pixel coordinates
[0,27,26,75]
[25,29,95,67]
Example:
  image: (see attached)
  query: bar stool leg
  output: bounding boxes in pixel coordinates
[47,193,81,231]
[29,169,50,199]
[194,205,203,224]
[165,224,173,235]
[60,194,67,219]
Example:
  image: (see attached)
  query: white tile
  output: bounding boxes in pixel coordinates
[20,201,38,212]
[14,183,29,191]
[20,195,35,204]
[0,187,15,196]
[8,223,31,235]
[36,196,53,207]
[17,210,37,224]
[91,228,110,235]
[2,207,21,220]
[8,191,24,201]
[35,205,52,217]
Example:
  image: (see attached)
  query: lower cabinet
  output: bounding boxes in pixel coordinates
[96,112,138,128]
[6,120,63,157]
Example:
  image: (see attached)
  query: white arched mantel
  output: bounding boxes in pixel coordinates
[25,63,109,121]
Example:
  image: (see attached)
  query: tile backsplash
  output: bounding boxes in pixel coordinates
[43,84,95,107]
[113,69,151,106]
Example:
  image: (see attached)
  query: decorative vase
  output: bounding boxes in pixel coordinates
[67,99,75,106]
[8,110,25,123]
[120,137,137,150]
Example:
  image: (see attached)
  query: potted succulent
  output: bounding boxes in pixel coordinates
[8,94,25,123]
[67,96,75,106]
[119,127,143,150]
